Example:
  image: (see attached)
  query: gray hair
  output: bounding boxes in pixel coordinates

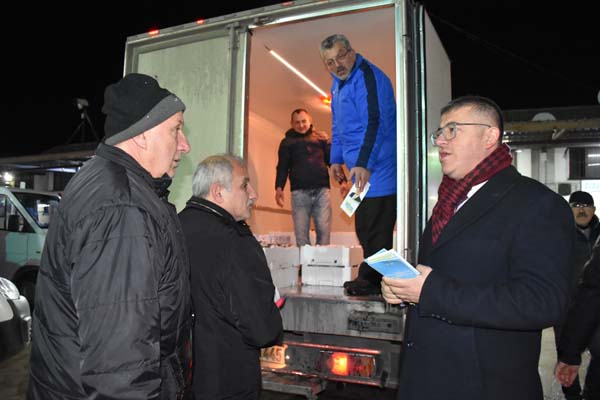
[192,154,246,198]
[320,34,351,54]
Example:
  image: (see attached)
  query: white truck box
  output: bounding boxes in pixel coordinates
[123,0,450,395]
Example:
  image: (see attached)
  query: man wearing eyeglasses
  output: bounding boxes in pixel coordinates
[320,34,397,296]
[381,95,574,400]
[554,190,600,400]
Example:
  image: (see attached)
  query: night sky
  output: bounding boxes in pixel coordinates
[3,1,598,157]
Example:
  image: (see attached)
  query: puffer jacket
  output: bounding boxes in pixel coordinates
[329,53,397,197]
[179,197,283,400]
[28,143,192,400]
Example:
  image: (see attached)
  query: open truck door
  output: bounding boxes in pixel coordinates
[123,0,450,396]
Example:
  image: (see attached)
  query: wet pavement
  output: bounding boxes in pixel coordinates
[0,329,590,399]
[0,343,29,400]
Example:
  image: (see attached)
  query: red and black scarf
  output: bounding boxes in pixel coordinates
[431,144,513,244]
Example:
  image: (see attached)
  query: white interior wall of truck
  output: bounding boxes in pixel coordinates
[132,30,248,211]
[245,5,397,237]
[423,12,449,218]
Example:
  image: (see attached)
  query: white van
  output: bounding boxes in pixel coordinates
[0,277,31,362]
[0,187,60,308]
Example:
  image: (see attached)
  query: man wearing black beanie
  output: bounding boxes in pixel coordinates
[28,73,193,399]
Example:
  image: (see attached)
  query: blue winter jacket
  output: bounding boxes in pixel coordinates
[330,53,397,197]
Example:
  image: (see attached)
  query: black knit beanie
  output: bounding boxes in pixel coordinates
[569,191,594,206]
[102,73,186,145]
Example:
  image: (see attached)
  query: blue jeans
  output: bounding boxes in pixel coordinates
[291,188,331,246]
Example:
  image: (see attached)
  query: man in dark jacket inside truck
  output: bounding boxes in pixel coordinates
[28,73,193,399]
[179,154,283,400]
[275,108,332,246]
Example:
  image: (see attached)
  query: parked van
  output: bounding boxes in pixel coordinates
[0,187,60,308]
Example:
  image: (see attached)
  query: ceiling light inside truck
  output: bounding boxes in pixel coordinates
[266,46,328,99]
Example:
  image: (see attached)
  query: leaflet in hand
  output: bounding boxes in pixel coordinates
[340,182,371,217]
[364,248,420,279]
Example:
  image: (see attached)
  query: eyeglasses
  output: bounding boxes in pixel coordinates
[430,122,492,145]
[570,203,594,209]
[324,48,352,68]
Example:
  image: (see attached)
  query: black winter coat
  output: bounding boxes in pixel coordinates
[572,215,600,289]
[398,166,574,400]
[559,240,600,365]
[28,144,192,400]
[179,197,282,400]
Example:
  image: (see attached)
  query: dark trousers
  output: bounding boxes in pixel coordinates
[355,195,396,283]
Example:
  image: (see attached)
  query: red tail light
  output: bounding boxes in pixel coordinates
[325,351,376,378]
[329,352,349,375]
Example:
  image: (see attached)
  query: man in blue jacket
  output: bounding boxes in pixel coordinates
[320,34,397,295]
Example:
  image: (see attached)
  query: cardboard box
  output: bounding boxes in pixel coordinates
[300,245,362,286]
[263,247,300,288]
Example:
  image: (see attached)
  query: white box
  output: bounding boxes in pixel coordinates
[264,247,300,288]
[264,246,300,268]
[300,245,362,286]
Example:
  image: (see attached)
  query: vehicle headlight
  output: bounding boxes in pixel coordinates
[0,277,20,300]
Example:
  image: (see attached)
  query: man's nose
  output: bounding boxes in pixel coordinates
[179,132,191,153]
[248,184,258,201]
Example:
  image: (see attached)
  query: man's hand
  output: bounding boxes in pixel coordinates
[315,130,329,142]
[555,361,580,387]
[275,188,285,208]
[381,265,432,304]
[349,167,371,194]
[331,164,347,184]
[340,181,351,197]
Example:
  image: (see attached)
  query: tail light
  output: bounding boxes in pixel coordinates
[323,351,376,378]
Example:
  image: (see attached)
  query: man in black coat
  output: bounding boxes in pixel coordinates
[28,73,193,399]
[555,190,600,399]
[382,96,574,400]
[179,154,283,400]
[556,231,600,399]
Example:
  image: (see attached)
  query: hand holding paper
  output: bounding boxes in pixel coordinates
[364,249,420,278]
[340,182,370,217]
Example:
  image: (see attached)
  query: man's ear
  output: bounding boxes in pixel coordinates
[485,127,501,148]
[131,132,149,149]
[209,182,223,204]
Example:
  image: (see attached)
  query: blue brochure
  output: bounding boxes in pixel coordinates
[364,249,420,279]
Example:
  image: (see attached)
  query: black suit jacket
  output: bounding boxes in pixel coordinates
[397,166,575,400]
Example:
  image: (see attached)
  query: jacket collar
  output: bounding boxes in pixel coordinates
[285,126,313,138]
[431,166,520,250]
[96,143,172,198]
[184,196,253,236]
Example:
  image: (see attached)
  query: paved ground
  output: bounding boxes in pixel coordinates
[0,329,591,399]
[0,343,29,400]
